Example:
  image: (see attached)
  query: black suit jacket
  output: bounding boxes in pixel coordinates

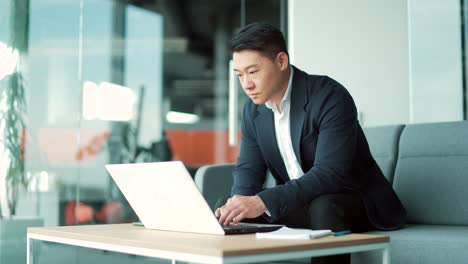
[232,66,406,230]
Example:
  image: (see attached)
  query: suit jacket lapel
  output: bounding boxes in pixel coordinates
[254,105,289,182]
[289,66,309,167]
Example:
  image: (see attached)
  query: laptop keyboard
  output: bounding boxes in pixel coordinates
[223,223,254,230]
[222,223,283,234]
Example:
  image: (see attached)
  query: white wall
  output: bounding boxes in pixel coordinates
[289,0,410,127]
[409,0,463,123]
[289,0,464,127]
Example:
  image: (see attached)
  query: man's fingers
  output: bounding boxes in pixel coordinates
[218,206,230,224]
[217,196,251,225]
[223,209,241,226]
[232,212,245,224]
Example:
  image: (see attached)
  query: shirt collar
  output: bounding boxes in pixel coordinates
[265,66,294,112]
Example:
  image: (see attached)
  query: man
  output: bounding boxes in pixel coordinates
[215,23,406,263]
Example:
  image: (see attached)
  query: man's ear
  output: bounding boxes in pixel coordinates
[276,52,289,70]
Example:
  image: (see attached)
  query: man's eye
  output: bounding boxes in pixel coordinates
[249,71,257,75]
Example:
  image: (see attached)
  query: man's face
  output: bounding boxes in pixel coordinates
[233,50,287,105]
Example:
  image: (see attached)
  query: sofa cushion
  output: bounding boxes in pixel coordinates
[393,121,468,225]
[363,125,404,183]
[352,224,468,264]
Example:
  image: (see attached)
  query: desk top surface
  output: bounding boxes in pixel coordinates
[28,224,389,257]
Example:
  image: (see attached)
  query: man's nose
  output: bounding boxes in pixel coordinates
[241,77,254,90]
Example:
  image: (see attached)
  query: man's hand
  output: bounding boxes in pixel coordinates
[214,195,267,226]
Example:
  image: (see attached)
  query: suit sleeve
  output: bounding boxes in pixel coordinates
[258,80,358,222]
[231,103,267,196]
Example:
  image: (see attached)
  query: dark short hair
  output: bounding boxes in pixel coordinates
[230,22,288,61]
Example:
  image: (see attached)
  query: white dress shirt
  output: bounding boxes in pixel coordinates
[265,68,305,180]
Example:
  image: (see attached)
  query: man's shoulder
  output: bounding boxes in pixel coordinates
[293,66,354,107]
[293,66,343,92]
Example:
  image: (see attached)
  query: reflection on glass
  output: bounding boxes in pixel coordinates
[166,111,200,124]
[0,42,19,80]
[82,81,136,121]
[1,0,284,235]
[0,0,283,262]
[24,0,82,229]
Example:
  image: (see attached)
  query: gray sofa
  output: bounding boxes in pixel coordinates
[194,121,468,264]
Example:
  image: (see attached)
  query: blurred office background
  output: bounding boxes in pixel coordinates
[0,0,284,262]
[0,0,285,227]
[0,0,466,263]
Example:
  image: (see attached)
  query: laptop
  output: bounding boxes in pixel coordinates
[105,161,283,235]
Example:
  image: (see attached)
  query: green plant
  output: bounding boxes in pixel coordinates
[0,71,28,218]
[0,0,30,219]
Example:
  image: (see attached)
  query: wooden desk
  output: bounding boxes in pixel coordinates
[27,224,390,264]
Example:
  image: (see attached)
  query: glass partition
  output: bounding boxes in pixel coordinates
[0,0,285,230]
[1,9,288,264]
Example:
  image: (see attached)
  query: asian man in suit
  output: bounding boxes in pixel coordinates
[215,23,406,264]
